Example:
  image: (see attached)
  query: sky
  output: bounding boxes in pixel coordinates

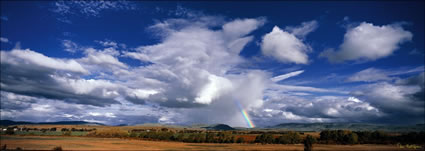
[0,1,424,127]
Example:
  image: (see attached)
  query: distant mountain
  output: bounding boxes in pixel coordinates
[0,120,33,126]
[2,120,423,132]
[0,120,104,126]
[269,123,425,132]
[202,124,235,130]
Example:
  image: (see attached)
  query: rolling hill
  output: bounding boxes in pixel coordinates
[269,123,425,132]
[202,124,235,130]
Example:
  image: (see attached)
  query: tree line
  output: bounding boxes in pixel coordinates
[319,130,425,145]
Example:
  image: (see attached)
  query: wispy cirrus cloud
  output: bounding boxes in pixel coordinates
[271,70,304,82]
[0,37,9,43]
[347,66,424,82]
[51,0,136,23]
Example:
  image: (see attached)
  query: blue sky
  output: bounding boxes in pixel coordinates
[1,1,424,127]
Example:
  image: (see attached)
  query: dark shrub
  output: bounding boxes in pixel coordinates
[5,129,14,135]
[62,131,72,136]
[304,135,316,151]
[236,137,245,143]
[53,146,63,151]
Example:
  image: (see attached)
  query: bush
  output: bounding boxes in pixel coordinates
[345,133,358,144]
[129,132,138,138]
[320,130,358,144]
[304,135,316,151]
[87,128,128,138]
[276,131,301,144]
[62,131,72,136]
[255,133,274,144]
[5,129,14,135]
[236,137,245,143]
[53,146,63,151]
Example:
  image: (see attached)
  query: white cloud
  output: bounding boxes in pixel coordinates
[347,66,424,83]
[222,18,266,39]
[254,93,381,126]
[127,89,159,100]
[285,20,318,38]
[88,112,102,116]
[352,78,424,124]
[269,84,347,94]
[62,40,80,53]
[347,96,362,103]
[32,104,53,112]
[1,49,88,74]
[80,48,128,69]
[52,1,135,17]
[51,75,121,97]
[0,37,9,43]
[320,22,412,63]
[122,17,268,127]
[95,40,118,48]
[271,70,304,82]
[347,68,392,82]
[195,74,233,104]
[261,26,311,64]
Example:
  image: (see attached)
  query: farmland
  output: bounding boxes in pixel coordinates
[0,124,424,150]
[0,135,419,150]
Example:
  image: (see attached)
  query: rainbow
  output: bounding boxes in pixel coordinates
[235,101,255,128]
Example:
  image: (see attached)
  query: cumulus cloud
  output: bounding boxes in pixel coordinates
[2,13,422,127]
[351,73,424,124]
[0,91,167,125]
[80,48,128,69]
[261,25,312,64]
[253,71,424,125]
[254,92,381,126]
[121,17,269,127]
[1,49,88,74]
[0,49,128,106]
[320,22,412,63]
[0,17,269,127]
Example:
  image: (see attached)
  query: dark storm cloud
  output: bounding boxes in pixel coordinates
[352,72,425,124]
[0,50,120,107]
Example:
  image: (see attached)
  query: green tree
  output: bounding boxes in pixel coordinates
[5,129,14,135]
[304,135,316,151]
[278,131,301,144]
[236,137,245,143]
[255,133,274,144]
[230,136,235,143]
[176,133,185,142]
[345,133,358,144]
